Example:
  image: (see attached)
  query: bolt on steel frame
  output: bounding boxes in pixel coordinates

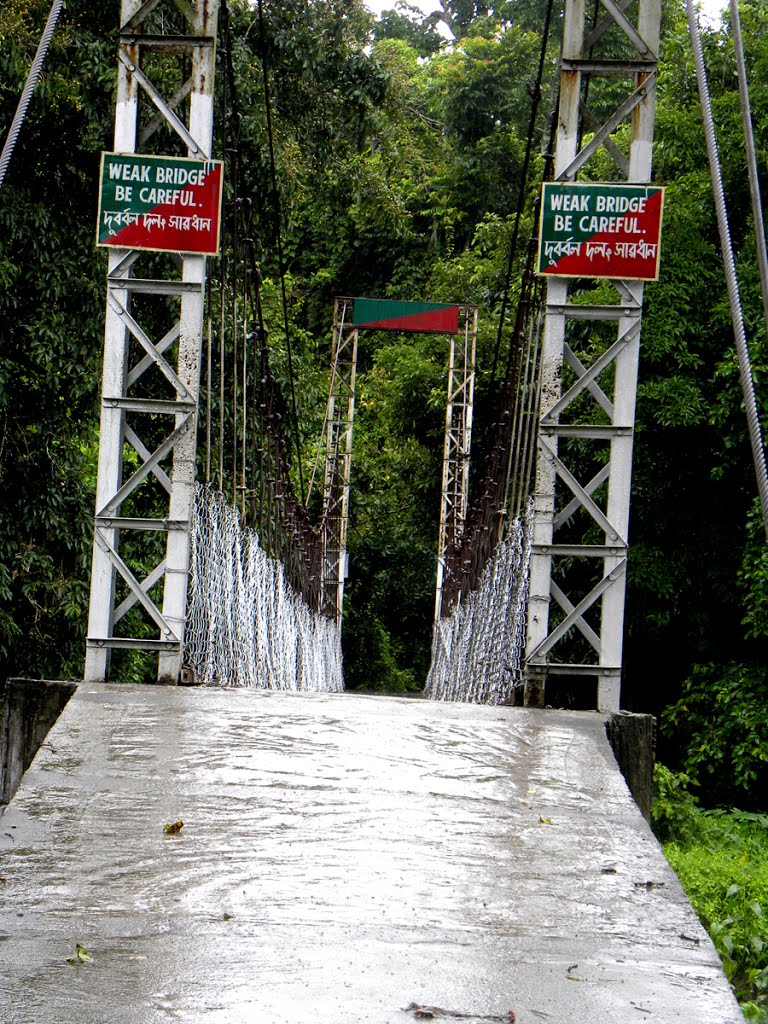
[523,0,660,710]
[435,306,478,620]
[85,0,219,683]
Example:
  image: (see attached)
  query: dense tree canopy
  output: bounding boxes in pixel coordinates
[0,0,117,677]
[1,0,768,806]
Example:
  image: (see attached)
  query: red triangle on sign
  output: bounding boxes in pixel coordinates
[356,306,460,334]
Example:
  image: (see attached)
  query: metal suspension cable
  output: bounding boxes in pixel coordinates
[216,10,230,494]
[688,0,768,540]
[255,0,305,505]
[439,139,551,608]
[231,117,240,509]
[489,0,556,390]
[205,283,213,484]
[729,0,768,348]
[0,0,64,190]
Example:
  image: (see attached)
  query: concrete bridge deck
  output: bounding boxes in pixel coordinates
[0,684,742,1023]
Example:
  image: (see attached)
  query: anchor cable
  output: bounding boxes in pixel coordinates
[729,0,768,350]
[0,0,64,190]
[489,0,556,391]
[255,0,306,505]
[688,0,768,540]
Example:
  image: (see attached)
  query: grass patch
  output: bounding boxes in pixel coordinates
[653,765,768,1021]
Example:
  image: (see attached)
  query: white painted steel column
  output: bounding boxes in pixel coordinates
[524,0,583,706]
[598,300,641,711]
[598,0,660,710]
[158,0,218,683]
[321,302,358,624]
[435,332,458,621]
[157,254,206,682]
[84,255,132,682]
[84,3,140,683]
[524,281,566,705]
[336,329,358,623]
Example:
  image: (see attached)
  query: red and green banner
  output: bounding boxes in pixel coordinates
[352,298,460,333]
[537,183,665,281]
[96,152,224,255]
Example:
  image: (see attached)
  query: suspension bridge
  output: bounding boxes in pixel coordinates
[1,0,765,1019]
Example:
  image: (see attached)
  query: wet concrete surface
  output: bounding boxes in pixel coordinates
[0,685,742,1023]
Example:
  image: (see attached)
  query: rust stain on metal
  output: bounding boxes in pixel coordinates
[632,70,653,135]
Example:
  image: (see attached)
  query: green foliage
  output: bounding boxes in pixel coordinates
[341,332,446,690]
[661,664,768,802]
[668,841,768,1012]
[654,768,768,1016]
[0,1,117,681]
[738,500,768,643]
[651,764,704,844]
[372,2,443,56]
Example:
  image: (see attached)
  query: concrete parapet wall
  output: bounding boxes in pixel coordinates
[606,710,656,822]
[0,677,77,806]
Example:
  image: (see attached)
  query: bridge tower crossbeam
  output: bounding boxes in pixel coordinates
[524,0,660,711]
[85,0,219,683]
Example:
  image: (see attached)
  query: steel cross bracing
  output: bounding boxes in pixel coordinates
[435,306,478,620]
[523,0,660,710]
[320,298,359,623]
[85,0,219,683]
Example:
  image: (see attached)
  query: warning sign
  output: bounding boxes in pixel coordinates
[97,152,224,255]
[537,183,664,281]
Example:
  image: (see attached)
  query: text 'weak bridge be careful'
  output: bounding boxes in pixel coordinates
[0,684,743,1024]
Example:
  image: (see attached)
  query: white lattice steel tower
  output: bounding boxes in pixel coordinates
[524,0,661,710]
[85,0,219,683]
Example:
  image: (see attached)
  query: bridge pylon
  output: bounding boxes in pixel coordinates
[85,0,219,683]
[523,0,661,711]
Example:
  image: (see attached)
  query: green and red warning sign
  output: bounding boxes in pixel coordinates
[352,299,460,333]
[97,152,223,255]
[537,182,664,281]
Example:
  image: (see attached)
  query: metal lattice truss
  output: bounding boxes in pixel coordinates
[524,0,660,711]
[85,0,219,683]
[320,299,359,623]
[435,307,478,619]
[317,300,477,626]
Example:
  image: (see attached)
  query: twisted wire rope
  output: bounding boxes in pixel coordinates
[688,0,768,539]
[0,0,64,189]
